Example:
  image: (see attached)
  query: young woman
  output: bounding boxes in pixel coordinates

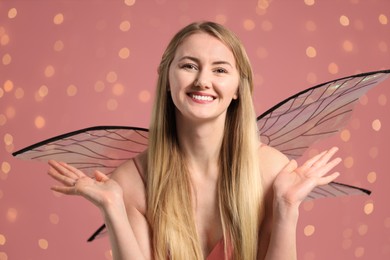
[48,21,341,260]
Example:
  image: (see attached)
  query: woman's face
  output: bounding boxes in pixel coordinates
[168,32,240,124]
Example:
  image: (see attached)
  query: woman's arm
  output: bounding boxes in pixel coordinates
[48,159,151,260]
[258,146,341,260]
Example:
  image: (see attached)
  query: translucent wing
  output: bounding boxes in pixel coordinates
[258,70,389,200]
[12,126,149,176]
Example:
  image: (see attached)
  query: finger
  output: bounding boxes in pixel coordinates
[302,150,327,169]
[48,160,80,180]
[94,170,109,182]
[316,172,340,186]
[48,166,77,186]
[58,161,85,179]
[51,185,76,195]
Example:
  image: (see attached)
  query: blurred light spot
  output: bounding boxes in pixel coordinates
[253,73,264,87]
[38,85,49,98]
[0,252,8,260]
[8,8,17,19]
[44,65,55,78]
[342,40,354,52]
[257,0,270,10]
[215,14,227,24]
[107,98,118,111]
[14,87,25,99]
[353,19,364,30]
[49,213,60,224]
[364,202,374,215]
[304,0,315,6]
[372,119,381,131]
[342,238,352,249]
[139,90,151,103]
[0,234,5,245]
[2,53,12,65]
[38,239,49,249]
[112,83,125,96]
[306,72,317,84]
[0,34,10,46]
[53,40,64,51]
[94,81,105,92]
[0,115,6,126]
[6,208,18,223]
[354,246,365,258]
[369,147,378,159]
[34,116,46,129]
[357,224,368,236]
[243,19,255,31]
[367,171,377,183]
[3,80,13,92]
[53,13,64,25]
[124,0,136,6]
[67,84,78,96]
[304,225,315,236]
[340,129,351,142]
[106,71,118,83]
[256,46,268,59]
[328,62,339,74]
[119,20,131,32]
[261,20,273,31]
[0,88,3,98]
[379,14,388,25]
[339,15,350,26]
[343,156,354,168]
[306,46,317,58]
[1,162,11,174]
[118,47,130,59]
[5,107,15,119]
[302,200,314,211]
[359,94,368,105]
[384,217,390,228]
[305,20,317,31]
[378,94,387,105]
[378,41,388,53]
[4,133,13,146]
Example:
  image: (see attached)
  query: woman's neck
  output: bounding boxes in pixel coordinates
[175,115,225,176]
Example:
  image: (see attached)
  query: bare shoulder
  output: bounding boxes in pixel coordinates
[258,144,289,190]
[110,150,147,214]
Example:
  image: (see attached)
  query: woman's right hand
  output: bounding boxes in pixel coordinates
[47,160,124,210]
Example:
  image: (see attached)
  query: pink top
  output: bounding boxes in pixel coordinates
[206,239,233,260]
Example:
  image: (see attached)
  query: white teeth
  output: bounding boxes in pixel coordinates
[191,94,213,101]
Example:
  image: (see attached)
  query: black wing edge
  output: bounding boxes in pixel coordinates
[12,125,149,157]
[87,224,106,242]
[331,181,371,195]
[257,69,390,120]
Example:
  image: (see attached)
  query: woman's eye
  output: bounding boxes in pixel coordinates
[181,63,197,70]
[215,68,228,74]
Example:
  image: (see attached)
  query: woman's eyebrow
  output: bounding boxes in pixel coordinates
[178,56,233,68]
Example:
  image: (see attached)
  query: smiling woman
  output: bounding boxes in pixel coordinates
[43,21,346,260]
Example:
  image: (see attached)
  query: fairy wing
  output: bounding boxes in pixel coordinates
[12,126,149,176]
[258,70,389,158]
[258,70,389,199]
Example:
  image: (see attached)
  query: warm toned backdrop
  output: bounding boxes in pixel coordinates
[0,0,389,259]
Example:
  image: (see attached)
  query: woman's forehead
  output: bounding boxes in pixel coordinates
[174,32,236,64]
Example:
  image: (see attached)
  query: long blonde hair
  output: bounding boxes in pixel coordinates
[147,21,263,259]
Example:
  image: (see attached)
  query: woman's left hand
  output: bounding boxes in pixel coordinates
[273,147,342,209]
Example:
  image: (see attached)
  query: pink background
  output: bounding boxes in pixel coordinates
[1,0,389,259]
